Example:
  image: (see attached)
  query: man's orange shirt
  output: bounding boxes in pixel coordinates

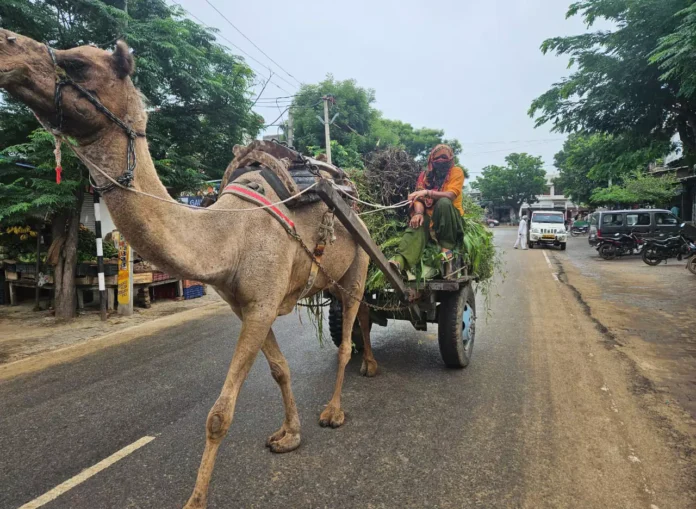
[415,166,466,216]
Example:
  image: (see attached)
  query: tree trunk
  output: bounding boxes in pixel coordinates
[677,112,696,156]
[51,190,83,321]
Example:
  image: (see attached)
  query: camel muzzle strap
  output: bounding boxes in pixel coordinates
[44,43,145,193]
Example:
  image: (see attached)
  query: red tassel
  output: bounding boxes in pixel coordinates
[55,166,62,184]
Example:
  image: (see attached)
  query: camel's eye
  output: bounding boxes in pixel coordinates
[62,59,90,81]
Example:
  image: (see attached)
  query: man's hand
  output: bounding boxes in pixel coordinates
[410,213,424,229]
[408,190,429,202]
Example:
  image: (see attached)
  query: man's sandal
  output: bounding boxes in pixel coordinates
[438,249,454,263]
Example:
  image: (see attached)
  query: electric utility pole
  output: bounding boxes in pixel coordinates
[287,110,294,148]
[317,95,338,164]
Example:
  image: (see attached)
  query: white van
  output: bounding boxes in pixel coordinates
[528,211,567,250]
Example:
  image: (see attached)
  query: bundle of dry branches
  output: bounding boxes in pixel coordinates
[363,148,422,214]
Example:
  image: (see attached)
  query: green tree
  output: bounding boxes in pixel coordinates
[529,0,696,155]
[0,0,260,318]
[369,118,462,162]
[553,133,672,205]
[652,3,696,99]
[288,75,462,167]
[590,173,680,206]
[472,153,547,212]
[0,131,86,319]
[289,76,376,157]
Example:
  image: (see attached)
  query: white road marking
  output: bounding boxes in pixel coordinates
[542,250,552,268]
[552,273,559,282]
[18,435,155,509]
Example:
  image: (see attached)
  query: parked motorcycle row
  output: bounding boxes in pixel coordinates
[641,233,696,275]
[592,225,696,276]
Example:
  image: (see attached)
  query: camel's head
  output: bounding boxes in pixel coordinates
[0,29,143,141]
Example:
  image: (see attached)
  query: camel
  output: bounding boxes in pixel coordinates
[0,30,378,508]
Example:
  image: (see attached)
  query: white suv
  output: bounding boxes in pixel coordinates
[528,211,568,250]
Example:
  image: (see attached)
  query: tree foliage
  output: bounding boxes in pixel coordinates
[590,172,681,206]
[0,0,262,190]
[288,76,462,166]
[529,0,696,155]
[0,131,83,223]
[652,3,696,99]
[472,153,547,211]
[553,133,673,205]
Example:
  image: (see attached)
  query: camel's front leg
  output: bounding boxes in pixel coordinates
[320,295,360,428]
[184,313,274,509]
[262,329,301,453]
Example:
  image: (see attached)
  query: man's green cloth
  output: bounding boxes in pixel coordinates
[392,199,464,271]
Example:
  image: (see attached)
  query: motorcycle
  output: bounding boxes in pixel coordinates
[642,234,696,266]
[596,231,643,260]
[570,225,589,237]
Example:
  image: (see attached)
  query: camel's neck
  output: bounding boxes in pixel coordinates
[79,134,235,282]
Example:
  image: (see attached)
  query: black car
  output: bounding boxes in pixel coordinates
[588,209,682,246]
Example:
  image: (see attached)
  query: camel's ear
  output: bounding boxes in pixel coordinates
[112,40,134,79]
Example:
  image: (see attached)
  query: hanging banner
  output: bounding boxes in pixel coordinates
[117,233,131,305]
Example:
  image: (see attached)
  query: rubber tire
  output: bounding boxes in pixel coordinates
[560,243,567,251]
[328,299,366,351]
[437,284,476,369]
[598,243,617,260]
[528,241,534,249]
[642,246,662,266]
[687,256,696,275]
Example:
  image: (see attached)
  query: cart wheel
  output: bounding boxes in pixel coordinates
[437,284,476,368]
[328,299,366,351]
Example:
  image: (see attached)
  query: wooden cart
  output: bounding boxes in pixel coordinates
[316,181,477,368]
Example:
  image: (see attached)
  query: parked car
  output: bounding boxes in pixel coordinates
[486,218,499,227]
[588,209,682,246]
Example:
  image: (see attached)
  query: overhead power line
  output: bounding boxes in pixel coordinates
[169,1,295,94]
[459,138,565,146]
[204,0,303,87]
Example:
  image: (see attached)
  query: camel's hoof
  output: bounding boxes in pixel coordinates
[360,359,378,377]
[319,406,345,428]
[183,494,206,509]
[266,427,301,453]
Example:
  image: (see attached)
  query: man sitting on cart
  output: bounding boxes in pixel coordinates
[389,144,465,275]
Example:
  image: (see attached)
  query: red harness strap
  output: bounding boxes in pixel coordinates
[220,184,296,234]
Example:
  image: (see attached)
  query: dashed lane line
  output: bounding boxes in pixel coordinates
[18,436,156,509]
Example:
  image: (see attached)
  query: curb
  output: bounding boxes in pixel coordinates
[0,301,229,382]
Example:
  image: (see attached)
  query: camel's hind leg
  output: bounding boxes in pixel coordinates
[358,302,378,377]
[184,311,274,509]
[263,328,301,453]
[319,252,369,428]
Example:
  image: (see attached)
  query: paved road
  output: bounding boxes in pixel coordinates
[1,229,694,508]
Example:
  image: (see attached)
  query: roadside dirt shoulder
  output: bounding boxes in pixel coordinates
[521,248,696,508]
[0,292,224,366]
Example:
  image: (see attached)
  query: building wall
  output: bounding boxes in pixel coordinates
[80,192,117,235]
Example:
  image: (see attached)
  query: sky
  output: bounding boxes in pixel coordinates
[176,0,594,182]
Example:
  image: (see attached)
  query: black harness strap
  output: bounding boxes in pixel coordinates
[45,44,145,193]
[229,166,292,202]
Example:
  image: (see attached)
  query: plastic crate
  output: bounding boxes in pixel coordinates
[183,285,204,300]
[183,279,203,289]
[76,264,90,277]
[17,263,36,274]
[152,271,170,282]
[153,284,177,300]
